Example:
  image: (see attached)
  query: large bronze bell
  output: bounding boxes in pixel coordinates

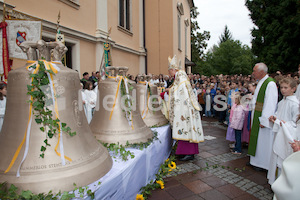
[90,67,153,145]
[136,75,168,127]
[0,40,112,194]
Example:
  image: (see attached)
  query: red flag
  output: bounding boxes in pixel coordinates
[0,21,11,80]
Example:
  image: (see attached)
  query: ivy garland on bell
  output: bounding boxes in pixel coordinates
[27,60,76,158]
[101,130,159,161]
[120,79,134,121]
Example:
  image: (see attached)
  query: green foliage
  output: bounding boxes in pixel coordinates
[139,156,178,199]
[102,142,135,161]
[0,182,75,200]
[196,40,254,75]
[27,61,76,158]
[0,181,100,199]
[101,131,159,161]
[219,25,233,45]
[245,0,300,73]
[191,7,211,64]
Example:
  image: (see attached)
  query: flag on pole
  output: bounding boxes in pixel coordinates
[100,42,112,80]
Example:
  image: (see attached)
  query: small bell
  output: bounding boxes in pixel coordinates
[136,75,168,127]
[90,67,153,145]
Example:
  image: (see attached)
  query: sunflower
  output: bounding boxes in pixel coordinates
[156,180,165,189]
[165,158,169,162]
[168,161,176,169]
[136,194,144,200]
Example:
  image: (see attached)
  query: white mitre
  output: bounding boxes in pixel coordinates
[168,55,181,70]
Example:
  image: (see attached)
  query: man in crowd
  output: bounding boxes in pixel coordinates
[248,63,278,171]
[89,71,98,88]
[81,72,89,88]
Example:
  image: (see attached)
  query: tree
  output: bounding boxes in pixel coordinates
[219,25,233,45]
[245,0,300,73]
[190,7,210,67]
[199,40,254,75]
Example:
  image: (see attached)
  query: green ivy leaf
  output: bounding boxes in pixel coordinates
[35,118,42,124]
[21,190,33,199]
[27,85,34,91]
[69,131,76,136]
[40,77,49,85]
[32,78,39,86]
[40,127,45,132]
[41,146,46,152]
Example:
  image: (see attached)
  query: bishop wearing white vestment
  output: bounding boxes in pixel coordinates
[167,55,204,161]
[248,63,278,170]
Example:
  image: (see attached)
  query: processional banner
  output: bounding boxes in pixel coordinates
[100,42,112,80]
[5,20,41,59]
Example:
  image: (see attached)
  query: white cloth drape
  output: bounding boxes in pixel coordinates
[78,125,172,200]
[272,151,300,200]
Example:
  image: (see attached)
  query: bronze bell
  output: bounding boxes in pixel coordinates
[0,40,112,194]
[136,75,168,127]
[89,66,153,145]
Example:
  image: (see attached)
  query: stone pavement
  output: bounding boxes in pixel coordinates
[149,117,274,200]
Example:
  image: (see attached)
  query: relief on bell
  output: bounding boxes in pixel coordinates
[0,40,112,194]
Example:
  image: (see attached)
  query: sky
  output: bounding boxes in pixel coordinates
[194,0,255,52]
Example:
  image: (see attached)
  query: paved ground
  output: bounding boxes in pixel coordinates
[149,117,274,200]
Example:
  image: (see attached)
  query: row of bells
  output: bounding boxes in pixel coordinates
[0,41,168,194]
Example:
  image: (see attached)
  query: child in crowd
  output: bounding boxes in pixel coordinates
[197,88,205,118]
[204,88,212,117]
[229,92,245,155]
[192,84,197,96]
[267,77,299,184]
[83,81,97,124]
[241,82,256,144]
[226,81,239,147]
[0,82,7,132]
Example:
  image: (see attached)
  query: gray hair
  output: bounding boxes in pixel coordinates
[256,63,268,73]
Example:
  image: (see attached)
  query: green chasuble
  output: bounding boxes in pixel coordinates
[248,77,275,156]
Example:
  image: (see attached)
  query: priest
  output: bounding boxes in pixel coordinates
[167,55,204,161]
[248,63,278,170]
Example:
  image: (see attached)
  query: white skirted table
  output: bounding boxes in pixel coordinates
[81,125,172,200]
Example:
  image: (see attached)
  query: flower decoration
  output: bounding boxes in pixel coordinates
[168,161,176,170]
[136,194,144,200]
[165,158,169,162]
[156,180,164,189]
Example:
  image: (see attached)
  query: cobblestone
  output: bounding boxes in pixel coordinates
[150,118,274,200]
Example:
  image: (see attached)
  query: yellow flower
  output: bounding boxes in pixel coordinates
[165,158,169,162]
[156,180,165,189]
[168,161,176,169]
[136,194,144,200]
